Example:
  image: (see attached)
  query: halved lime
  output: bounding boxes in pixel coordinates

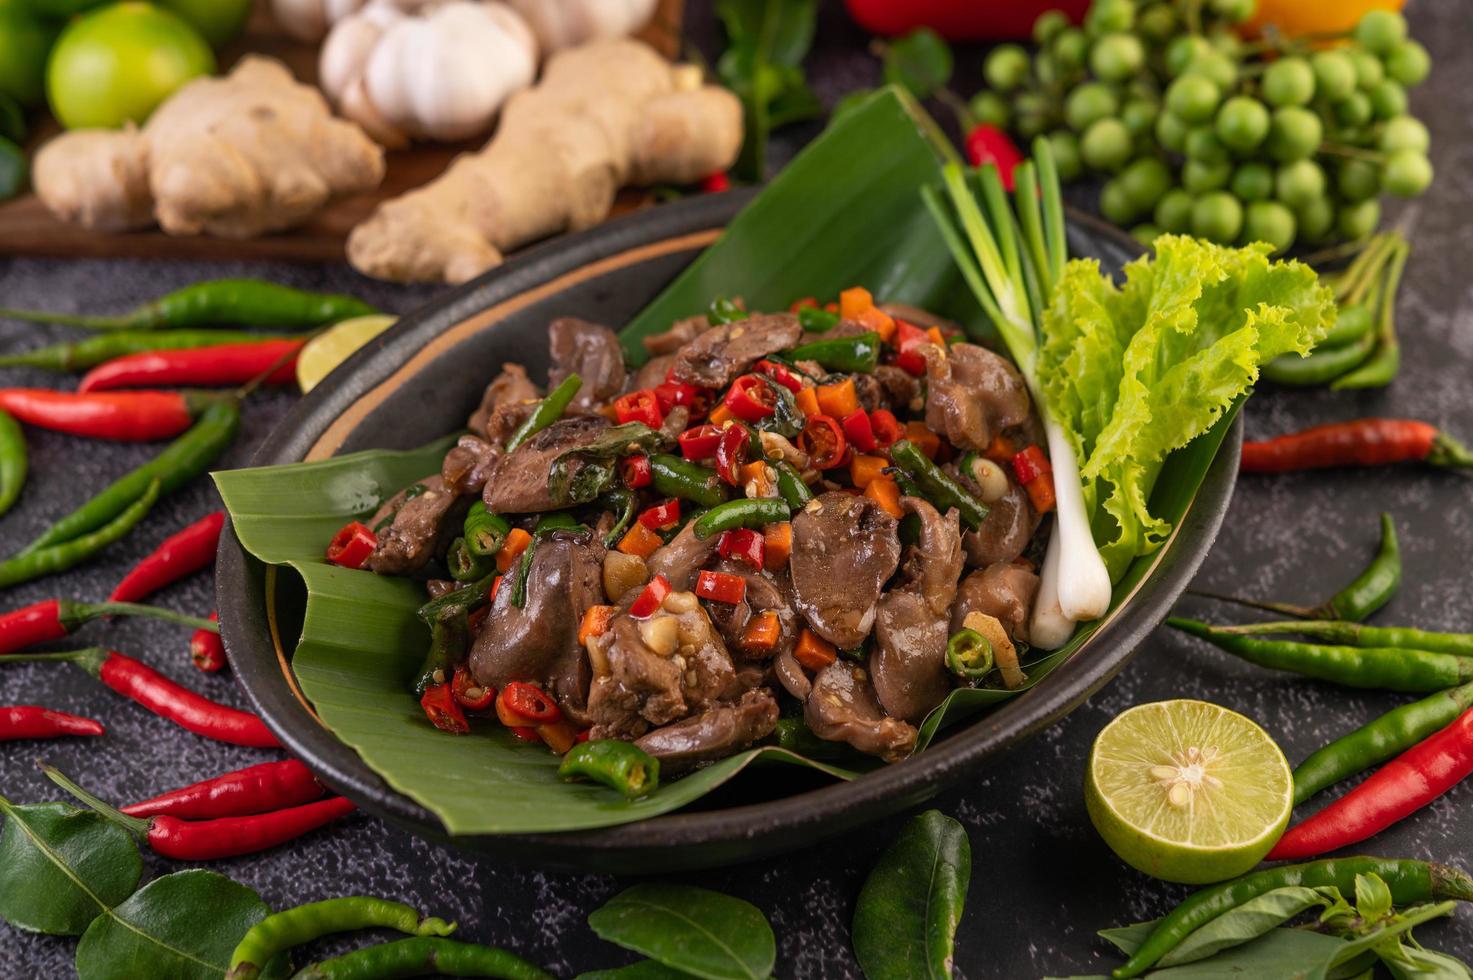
[1085,699,1292,884]
[295,314,396,393]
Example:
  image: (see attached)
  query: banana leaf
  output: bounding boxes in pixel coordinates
[215,87,1237,835]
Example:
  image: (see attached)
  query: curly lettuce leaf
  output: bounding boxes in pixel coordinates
[1038,235,1334,580]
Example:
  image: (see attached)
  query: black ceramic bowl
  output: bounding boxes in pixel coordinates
[217,190,1241,873]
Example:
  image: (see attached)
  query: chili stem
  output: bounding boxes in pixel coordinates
[38,762,150,837]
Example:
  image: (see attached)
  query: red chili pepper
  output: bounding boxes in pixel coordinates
[725,375,778,422]
[965,125,1024,190]
[326,521,377,569]
[420,682,469,734]
[613,389,664,428]
[621,454,652,489]
[656,372,712,416]
[1241,419,1473,473]
[716,424,749,485]
[0,388,219,442]
[191,613,225,673]
[110,511,224,603]
[754,359,803,393]
[630,574,671,619]
[892,320,933,376]
[575,727,591,744]
[870,409,903,448]
[701,171,731,193]
[0,705,104,740]
[489,575,504,601]
[0,599,215,655]
[509,725,541,743]
[1012,444,1052,484]
[842,409,878,453]
[122,759,324,819]
[798,414,848,469]
[696,570,747,605]
[718,528,766,570]
[1268,706,1473,861]
[637,499,681,531]
[78,340,305,391]
[451,666,496,712]
[678,424,723,460]
[497,681,561,725]
[844,0,1089,41]
[12,648,279,747]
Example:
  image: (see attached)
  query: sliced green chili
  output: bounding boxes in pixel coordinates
[0,408,25,518]
[292,936,554,980]
[694,498,791,539]
[0,478,160,588]
[772,461,813,510]
[797,306,840,333]
[413,606,469,696]
[649,454,727,508]
[889,439,989,530]
[946,628,994,681]
[505,373,581,452]
[558,739,660,799]
[462,502,510,558]
[707,295,747,326]
[0,330,303,372]
[447,537,493,583]
[600,489,638,549]
[785,331,881,373]
[227,896,456,980]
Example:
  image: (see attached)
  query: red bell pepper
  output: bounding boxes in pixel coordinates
[678,425,723,460]
[724,375,778,422]
[637,499,681,531]
[325,522,376,569]
[695,570,747,605]
[614,390,663,428]
[842,410,878,453]
[716,424,749,485]
[621,454,652,488]
[630,575,671,619]
[718,528,766,570]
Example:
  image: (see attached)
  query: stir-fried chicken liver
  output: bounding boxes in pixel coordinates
[788,492,900,649]
[805,661,917,762]
[364,475,460,575]
[923,343,1031,451]
[548,317,626,410]
[670,312,803,389]
[481,415,611,514]
[634,688,779,773]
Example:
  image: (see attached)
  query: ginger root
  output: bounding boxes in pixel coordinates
[346,38,742,284]
[34,57,384,239]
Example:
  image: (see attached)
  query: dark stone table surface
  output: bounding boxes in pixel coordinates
[2,1,1469,976]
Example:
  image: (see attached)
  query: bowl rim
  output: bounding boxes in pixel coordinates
[217,190,1241,857]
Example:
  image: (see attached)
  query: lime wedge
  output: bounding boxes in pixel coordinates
[1085,699,1292,884]
[295,314,397,393]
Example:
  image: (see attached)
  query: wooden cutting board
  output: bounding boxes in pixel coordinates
[0,0,685,264]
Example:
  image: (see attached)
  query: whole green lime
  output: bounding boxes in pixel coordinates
[0,0,60,107]
[156,0,251,46]
[47,2,214,129]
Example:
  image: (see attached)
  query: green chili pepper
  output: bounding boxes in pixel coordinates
[785,331,881,373]
[1318,302,1374,348]
[0,478,160,588]
[227,896,456,980]
[772,461,813,510]
[1166,618,1473,693]
[505,373,581,452]
[600,489,638,549]
[291,936,554,980]
[413,606,469,696]
[462,502,510,558]
[797,306,841,333]
[1261,331,1376,386]
[649,454,727,508]
[0,408,25,518]
[1292,681,1473,806]
[0,280,378,332]
[0,330,304,372]
[22,400,239,554]
[558,739,660,799]
[447,537,493,583]
[945,628,994,681]
[1218,620,1473,656]
[1326,511,1400,621]
[417,573,495,628]
[694,498,791,539]
[512,515,584,609]
[888,440,989,530]
[707,295,747,326]
[1114,858,1473,978]
[1333,240,1407,390]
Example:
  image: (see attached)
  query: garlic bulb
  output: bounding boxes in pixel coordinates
[505,0,657,53]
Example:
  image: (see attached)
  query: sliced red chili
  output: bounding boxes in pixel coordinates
[497,681,562,726]
[657,370,713,416]
[638,499,681,531]
[509,725,542,743]
[614,390,663,428]
[1012,444,1052,485]
[724,375,777,423]
[489,576,503,601]
[870,409,903,448]
[679,424,723,460]
[716,424,749,485]
[575,727,592,744]
[754,359,803,393]
[893,319,933,376]
[621,453,652,489]
[842,409,878,453]
[325,522,376,569]
[451,667,495,712]
[696,570,747,604]
[718,528,766,570]
[798,414,847,470]
[630,574,671,619]
[420,683,469,734]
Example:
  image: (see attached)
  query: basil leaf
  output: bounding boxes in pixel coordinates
[1354,872,1395,923]
[1159,886,1335,967]
[0,799,142,936]
[587,883,775,980]
[881,29,953,101]
[1052,926,1354,979]
[75,869,277,980]
[853,810,970,980]
[576,962,700,980]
